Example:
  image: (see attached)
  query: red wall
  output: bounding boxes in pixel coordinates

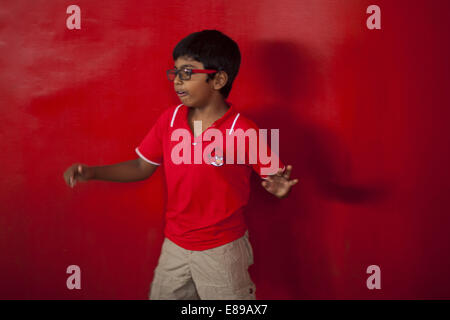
[1,0,449,299]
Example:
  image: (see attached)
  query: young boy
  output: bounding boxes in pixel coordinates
[63,30,298,300]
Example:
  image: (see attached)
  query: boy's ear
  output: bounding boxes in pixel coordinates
[213,71,228,90]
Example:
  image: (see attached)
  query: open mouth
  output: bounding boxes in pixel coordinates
[176,91,187,96]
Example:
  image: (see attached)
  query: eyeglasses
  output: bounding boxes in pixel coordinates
[166,68,218,81]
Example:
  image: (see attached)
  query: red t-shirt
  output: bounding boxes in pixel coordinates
[135,100,285,250]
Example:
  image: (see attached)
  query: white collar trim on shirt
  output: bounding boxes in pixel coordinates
[170,104,240,134]
[170,104,183,128]
[228,113,240,135]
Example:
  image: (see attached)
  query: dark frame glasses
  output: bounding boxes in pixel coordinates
[166,68,218,81]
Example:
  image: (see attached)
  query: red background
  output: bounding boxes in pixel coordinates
[1,0,449,299]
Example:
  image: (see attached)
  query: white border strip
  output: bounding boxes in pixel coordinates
[170,104,183,127]
[228,113,240,135]
[135,147,161,166]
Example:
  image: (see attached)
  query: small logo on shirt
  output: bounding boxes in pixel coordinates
[210,155,224,166]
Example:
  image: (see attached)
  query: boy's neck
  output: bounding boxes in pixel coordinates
[189,98,230,121]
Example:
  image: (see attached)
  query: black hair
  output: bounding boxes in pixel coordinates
[172,30,241,99]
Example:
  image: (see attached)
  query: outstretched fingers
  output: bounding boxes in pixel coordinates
[276,167,284,176]
[283,165,292,179]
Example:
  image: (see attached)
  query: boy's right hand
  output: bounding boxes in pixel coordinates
[63,163,95,188]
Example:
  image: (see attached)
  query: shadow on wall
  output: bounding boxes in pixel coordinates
[243,40,389,299]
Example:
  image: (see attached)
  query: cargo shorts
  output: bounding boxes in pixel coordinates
[149,230,256,300]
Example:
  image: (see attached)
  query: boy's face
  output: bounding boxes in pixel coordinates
[173,55,227,108]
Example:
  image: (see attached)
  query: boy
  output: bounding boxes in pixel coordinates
[63,30,298,300]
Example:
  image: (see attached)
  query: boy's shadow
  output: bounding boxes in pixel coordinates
[241,41,389,299]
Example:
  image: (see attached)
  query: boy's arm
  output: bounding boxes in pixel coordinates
[64,158,159,187]
[91,158,158,182]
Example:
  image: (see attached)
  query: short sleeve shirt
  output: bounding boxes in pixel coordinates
[136,100,285,250]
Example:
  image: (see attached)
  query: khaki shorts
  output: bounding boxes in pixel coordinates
[149,230,256,300]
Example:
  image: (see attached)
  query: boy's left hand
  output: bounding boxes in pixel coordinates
[261,165,299,199]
